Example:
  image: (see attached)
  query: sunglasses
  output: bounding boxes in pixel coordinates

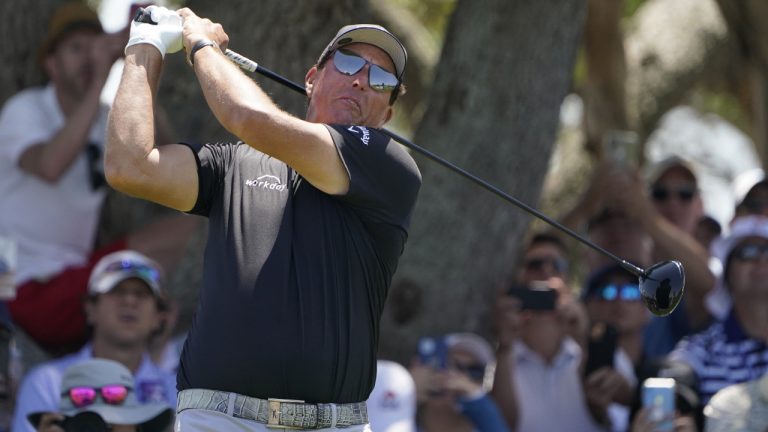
[650,185,696,203]
[732,243,768,262]
[524,257,569,274]
[332,49,400,93]
[64,385,129,408]
[451,363,486,382]
[593,283,641,301]
[104,260,160,284]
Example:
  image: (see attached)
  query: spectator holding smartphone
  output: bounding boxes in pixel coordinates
[581,264,649,431]
[411,333,508,432]
[492,232,609,431]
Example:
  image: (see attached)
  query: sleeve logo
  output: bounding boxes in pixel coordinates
[347,125,370,146]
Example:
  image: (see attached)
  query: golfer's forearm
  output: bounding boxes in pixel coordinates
[192,45,278,142]
[105,47,163,191]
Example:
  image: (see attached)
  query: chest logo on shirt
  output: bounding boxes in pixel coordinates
[347,125,370,146]
[245,175,287,191]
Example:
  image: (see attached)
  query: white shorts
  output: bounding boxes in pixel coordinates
[175,408,373,432]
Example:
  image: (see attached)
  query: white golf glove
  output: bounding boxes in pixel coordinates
[125,6,183,57]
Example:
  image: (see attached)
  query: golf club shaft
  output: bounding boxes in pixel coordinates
[221,48,646,277]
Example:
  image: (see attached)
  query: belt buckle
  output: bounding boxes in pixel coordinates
[267,398,305,429]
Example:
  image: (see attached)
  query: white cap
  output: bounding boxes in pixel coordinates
[88,250,164,296]
[367,360,416,432]
[706,215,768,319]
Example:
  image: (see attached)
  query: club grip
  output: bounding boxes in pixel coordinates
[133,7,156,24]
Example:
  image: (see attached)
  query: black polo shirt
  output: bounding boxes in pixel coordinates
[177,125,421,403]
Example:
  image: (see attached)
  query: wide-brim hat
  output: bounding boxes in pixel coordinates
[39,2,103,63]
[28,359,173,431]
[645,155,698,186]
[318,24,407,79]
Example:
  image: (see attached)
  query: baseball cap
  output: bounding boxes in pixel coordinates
[645,155,698,186]
[28,359,173,430]
[88,250,164,296]
[39,2,103,61]
[367,360,416,432]
[318,24,407,79]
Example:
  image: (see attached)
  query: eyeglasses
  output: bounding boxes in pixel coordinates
[594,283,641,301]
[104,260,160,284]
[64,385,129,408]
[732,244,768,262]
[650,185,696,203]
[524,257,569,274]
[332,49,400,93]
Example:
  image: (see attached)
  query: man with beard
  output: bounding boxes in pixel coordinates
[0,2,197,355]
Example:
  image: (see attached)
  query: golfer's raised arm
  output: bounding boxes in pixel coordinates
[177,8,349,195]
[105,8,199,212]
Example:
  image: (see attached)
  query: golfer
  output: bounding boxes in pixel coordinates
[105,5,421,431]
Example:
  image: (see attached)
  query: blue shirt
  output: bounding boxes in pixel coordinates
[670,309,768,406]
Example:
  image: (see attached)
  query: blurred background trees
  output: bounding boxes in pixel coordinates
[2,0,767,363]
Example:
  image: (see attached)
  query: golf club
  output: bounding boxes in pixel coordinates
[133,9,685,316]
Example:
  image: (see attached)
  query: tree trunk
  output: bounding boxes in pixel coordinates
[380,0,587,362]
[716,0,768,168]
[625,0,730,140]
[0,0,62,104]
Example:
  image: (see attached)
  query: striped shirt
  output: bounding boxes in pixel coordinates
[669,309,768,406]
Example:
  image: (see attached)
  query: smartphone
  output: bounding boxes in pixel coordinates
[417,336,448,370]
[583,322,617,377]
[602,130,638,166]
[507,285,557,311]
[642,377,676,432]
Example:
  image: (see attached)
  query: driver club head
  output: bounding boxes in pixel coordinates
[639,260,685,316]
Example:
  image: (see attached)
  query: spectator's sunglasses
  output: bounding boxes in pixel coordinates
[650,184,696,203]
[732,243,768,262]
[104,260,160,285]
[332,49,400,93]
[595,283,641,301]
[64,385,129,408]
[524,256,569,274]
[451,362,486,382]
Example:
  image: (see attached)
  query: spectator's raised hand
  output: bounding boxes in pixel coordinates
[35,412,65,432]
[631,407,696,432]
[493,295,522,352]
[440,368,484,400]
[584,366,633,418]
[91,32,126,82]
[410,359,441,404]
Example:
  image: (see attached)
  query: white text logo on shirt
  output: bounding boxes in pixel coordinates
[245,175,287,191]
[347,125,370,146]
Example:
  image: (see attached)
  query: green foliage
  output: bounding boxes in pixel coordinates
[389,0,456,43]
[624,0,645,17]
[690,89,751,135]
